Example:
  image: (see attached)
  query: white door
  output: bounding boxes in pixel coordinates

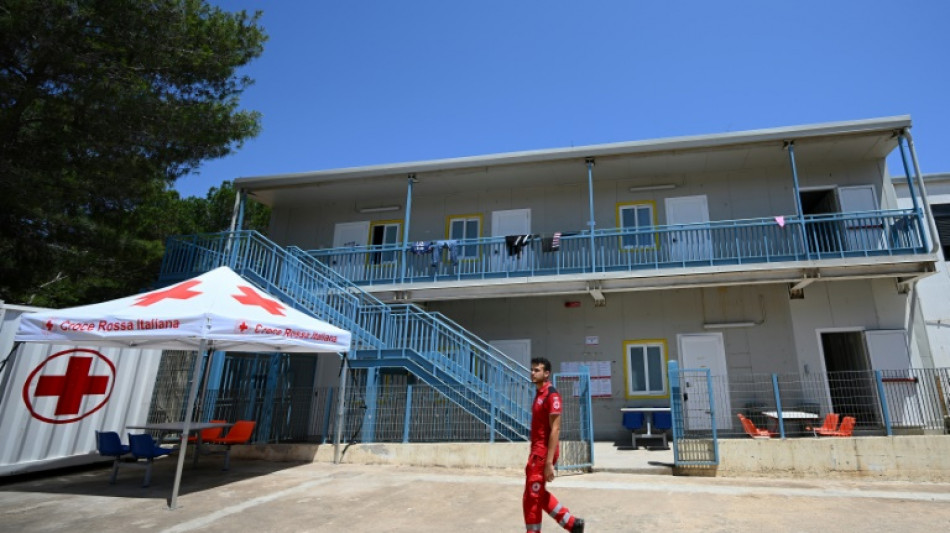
[491,208,532,271]
[678,333,732,430]
[332,221,370,278]
[865,330,920,427]
[838,185,883,251]
[665,195,711,262]
[489,339,532,371]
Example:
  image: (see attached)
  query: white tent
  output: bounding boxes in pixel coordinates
[14,266,351,508]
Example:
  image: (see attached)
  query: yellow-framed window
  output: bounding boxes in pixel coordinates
[368,219,402,264]
[445,214,482,260]
[616,201,657,250]
[623,339,669,399]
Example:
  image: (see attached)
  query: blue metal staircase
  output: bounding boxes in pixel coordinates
[160,231,532,441]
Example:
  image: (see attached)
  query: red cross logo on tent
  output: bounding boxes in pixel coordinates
[232,286,286,316]
[134,280,202,307]
[22,349,116,424]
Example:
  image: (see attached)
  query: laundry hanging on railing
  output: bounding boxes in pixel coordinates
[541,232,563,252]
[505,234,536,257]
[409,240,459,266]
[432,239,459,266]
[411,241,433,254]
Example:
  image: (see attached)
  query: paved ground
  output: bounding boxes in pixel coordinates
[3,452,950,533]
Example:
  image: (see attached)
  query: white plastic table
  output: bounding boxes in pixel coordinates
[761,410,818,434]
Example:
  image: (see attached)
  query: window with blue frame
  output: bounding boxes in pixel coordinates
[617,202,656,249]
[624,340,668,398]
[447,214,481,259]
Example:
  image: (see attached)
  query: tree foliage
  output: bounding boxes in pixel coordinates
[0,1,267,307]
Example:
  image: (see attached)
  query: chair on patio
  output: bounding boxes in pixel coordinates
[806,413,840,437]
[651,411,673,449]
[128,433,174,487]
[738,413,773,439]
[206,420,256,470]
[96,431,131,484]
[187,420,228,444]
[824,416,856,437]
[622,411,644,447]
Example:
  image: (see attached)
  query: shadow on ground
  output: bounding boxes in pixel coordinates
[0,452,304,505]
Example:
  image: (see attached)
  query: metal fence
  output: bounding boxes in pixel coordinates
[145,350,197,428]
[705,368,950,439]
[307,209,925,285]
[553,372,595,472]
[334,375,497,444]
[144,358,594,453]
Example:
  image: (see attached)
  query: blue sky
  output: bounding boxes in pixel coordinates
[178,1,950,198]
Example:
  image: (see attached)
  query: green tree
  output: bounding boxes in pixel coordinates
[0,0,267,307]
[189,180,270,235]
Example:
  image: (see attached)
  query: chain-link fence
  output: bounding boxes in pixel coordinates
[711,368,950,438]
[145,350,197,427]
[144,355,597,448]
[553,372,594,472]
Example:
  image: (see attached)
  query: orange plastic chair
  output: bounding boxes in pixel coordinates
[207,420,256,470]
[187,419,228,444]
[737,413,773,439]
[807,413,840,437]
[826,416,856,437]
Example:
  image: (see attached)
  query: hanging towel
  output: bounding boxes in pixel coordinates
[505,234,533,257]
[542,232,562,252]
[410,241,432,254]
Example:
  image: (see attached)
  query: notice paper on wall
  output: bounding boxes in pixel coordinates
[559,360,612,398]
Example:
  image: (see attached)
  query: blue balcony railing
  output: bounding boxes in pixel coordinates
[307,209,926,286]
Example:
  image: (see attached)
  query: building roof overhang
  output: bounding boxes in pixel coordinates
[237,115,911,208]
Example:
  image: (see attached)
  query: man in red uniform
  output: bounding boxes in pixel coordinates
[523,357,585,532]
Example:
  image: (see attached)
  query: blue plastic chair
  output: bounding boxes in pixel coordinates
[650,411,673,449]
[622,412,644,447]
[622,412,644,431]
[128,433,173,487]
[96,431,130,484]
[652,411,672,431]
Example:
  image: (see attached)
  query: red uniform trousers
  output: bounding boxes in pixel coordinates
[523,451,577,532]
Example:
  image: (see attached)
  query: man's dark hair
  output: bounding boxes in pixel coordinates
[531,357,552,372]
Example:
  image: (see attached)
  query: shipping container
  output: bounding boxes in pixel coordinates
[0,303,162,476]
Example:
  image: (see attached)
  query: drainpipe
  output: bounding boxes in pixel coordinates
[333,354,348,464]
[902,129,940,255]
[229,187,242,232]
[785,142,810,260]
[586,158,597,272]
[400,174,416,283]
[236,189,247,233]
[226,186,245,269]
[896,135,921,215]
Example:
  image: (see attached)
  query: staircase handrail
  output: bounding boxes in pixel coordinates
[162,231,384,349]
[287,246,530,381]
[162,230,532,433]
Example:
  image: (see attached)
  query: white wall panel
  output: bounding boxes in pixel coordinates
[0,304,162,476]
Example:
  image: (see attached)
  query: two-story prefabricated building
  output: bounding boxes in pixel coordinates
[231,116,939,440]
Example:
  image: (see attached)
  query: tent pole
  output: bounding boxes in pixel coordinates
[333,354,348,464]
[197,350,216,421]
[170,342,208,509]
[0,341,23,409]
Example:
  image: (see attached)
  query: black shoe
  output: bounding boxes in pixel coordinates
[573,517,585,532]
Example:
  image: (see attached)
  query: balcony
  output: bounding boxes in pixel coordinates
[304,209,934,301]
